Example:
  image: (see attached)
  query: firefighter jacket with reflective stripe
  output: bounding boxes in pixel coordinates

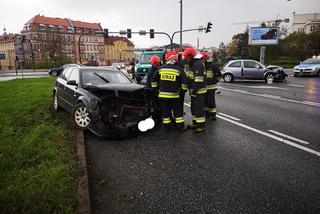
[186,59,207,94]
[205,62,221,90]
[151,64,188,99]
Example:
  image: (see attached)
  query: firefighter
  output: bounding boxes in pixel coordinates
[201,52,220,120]
[151,52,188,130]
[183,48,207,133]
[146,55,161,89]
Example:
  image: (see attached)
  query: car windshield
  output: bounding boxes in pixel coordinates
[302,58,320,64]
[81,69,131,86]
[139,53,163,64]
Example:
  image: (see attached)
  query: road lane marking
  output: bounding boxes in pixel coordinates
[183,103,320,157]
[217,113,241,121]
[287,84,305,88]
[220,83,289,90]
[219,86,320,108]
[216,115,320,157]
[268,130,309,145]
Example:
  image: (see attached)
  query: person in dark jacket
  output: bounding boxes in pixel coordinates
[151,52,188,130]
[183,48,207,133]
[146,55,161,89]
[201,52,221,120]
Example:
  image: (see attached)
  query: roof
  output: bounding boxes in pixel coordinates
[104,36,134,46]
[0,34,20,42]
[25,15,102,30]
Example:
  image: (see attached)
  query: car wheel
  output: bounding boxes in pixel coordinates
[223,73,233,83]
[53,91,60,112]
[265,73,274,82]
[317,71,320,77]
[73,102,91,130]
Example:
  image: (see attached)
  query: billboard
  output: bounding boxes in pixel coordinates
[249,27,279,45]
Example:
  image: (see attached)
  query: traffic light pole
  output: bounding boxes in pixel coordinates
[28,39,35,71]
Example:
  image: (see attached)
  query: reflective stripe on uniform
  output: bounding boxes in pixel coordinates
[195,117,206,123]
[209,108,217,113]
[175,117,185,123]
[206,84,218,90]
[181,84,188,90]
[163,118,171,124]
[206,70,214,78]
[158,91,180,99]
[151,82,158,88]
[159,68,180,74]
[188,73,194,79]
[192,116,196,121]
[197,88,207,94]
[159,71,180,76]
[194,76,204,82]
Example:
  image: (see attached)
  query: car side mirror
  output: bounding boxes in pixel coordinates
[67,80,78,86]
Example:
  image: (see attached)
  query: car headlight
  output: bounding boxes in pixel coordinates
[312,67,317,71]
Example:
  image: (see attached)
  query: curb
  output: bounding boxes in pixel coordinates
[76,130,91,214]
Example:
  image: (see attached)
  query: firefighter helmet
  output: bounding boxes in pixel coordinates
[165,51,178,62]
[150,55,161,66]
[183,48,197,61]
[201,52,209,60]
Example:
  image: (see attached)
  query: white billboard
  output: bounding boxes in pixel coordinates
[248,27,279,45]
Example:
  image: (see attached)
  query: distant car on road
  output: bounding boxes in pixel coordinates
[221,59,287,83]
[293,58,320,77]
[48,64,78,76]
[53,65,154,138]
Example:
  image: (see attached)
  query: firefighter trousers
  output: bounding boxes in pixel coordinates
[205,89,217,114]
[191,94,206,128]
[159,98,185,129]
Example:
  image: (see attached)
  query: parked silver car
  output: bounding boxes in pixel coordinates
[221,60,287,83]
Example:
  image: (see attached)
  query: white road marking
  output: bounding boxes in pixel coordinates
[183,103,320,157]
[216,115,320,157]
[217,113,241,121]
[220,83,289,90]
[287,84,305,88]
[220,87,320,108]
[268,130,309,145]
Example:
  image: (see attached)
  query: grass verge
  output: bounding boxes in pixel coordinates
[0,78,77,213]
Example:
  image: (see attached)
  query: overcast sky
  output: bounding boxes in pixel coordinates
[1,0,320,48]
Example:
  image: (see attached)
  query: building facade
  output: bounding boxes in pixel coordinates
[292,13,320,34]
[104,36,134,64]
[21,15,105,64]
[0,31,19,70]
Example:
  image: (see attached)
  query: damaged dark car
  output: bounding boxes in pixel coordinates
[53,66,156,138]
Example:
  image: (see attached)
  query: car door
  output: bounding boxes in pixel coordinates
[64,68,80,111]
[57,67,73,110]
[227,61,242,79]
[243,61,264,79]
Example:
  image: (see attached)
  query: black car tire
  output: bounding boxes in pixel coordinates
[73,102,91,130]
[53,91,60,112]
[223,73,233,83]
[265,73,275,82]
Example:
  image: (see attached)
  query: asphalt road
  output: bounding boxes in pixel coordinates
[85,75,320,214]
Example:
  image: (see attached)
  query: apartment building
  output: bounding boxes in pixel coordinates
[0,31,19,70]
[104,36,134,64]
[292,13,320,34]
[21,15,105,63]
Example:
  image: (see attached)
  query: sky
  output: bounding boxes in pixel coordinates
[1,0,320,48]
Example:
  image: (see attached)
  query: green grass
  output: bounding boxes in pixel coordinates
[0,78,77,213]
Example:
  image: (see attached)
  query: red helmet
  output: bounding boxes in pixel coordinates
[183,48,197,61]
[165,51,178,62]
[201,52,209,60]
[150,55,161,66]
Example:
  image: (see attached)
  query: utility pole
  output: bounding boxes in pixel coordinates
[179,0,183,49]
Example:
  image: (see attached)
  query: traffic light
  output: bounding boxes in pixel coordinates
[127,29,132,38]
[103,28,109,37]
[205,22,213,33]
[150,29,154,39]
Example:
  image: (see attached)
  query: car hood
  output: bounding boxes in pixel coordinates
[295,64,319,69]
[85,83,146,100]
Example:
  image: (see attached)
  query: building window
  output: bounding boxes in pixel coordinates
[39,24,46,31]
[310,25,316,32]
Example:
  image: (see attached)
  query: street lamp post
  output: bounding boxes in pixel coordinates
[179,0,183,49]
